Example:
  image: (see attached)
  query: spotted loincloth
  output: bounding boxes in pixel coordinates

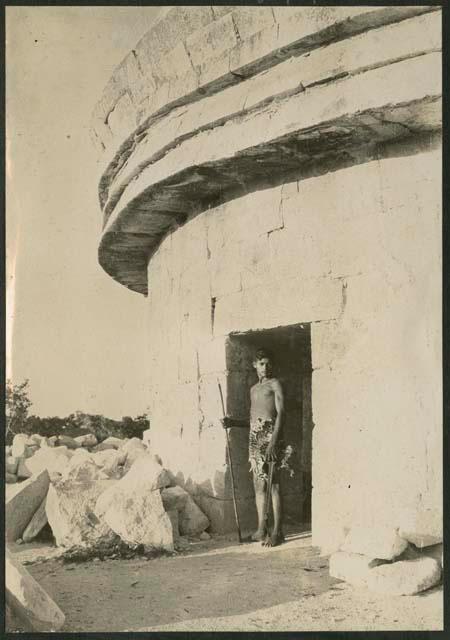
[249,417,294,481]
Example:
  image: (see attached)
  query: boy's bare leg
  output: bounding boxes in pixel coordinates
[263,481,284,547]
[250,474,267,540]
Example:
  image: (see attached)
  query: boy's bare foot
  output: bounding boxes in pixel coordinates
[244,529,266,542]
[262,531,284,547]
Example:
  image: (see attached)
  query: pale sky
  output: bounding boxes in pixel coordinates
[6,7,162,418]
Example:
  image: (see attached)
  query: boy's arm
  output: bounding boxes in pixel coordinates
[221,417,249,429]
[267,380,284,458]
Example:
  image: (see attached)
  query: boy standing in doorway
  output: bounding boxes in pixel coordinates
[222,348,292,547]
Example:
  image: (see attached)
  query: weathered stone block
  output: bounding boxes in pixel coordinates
[198,337,227,376]
[107,92,135,140]
[11,434,32,458]
[161,486,189,512]
[58,435,81,450]
[74,433,98,447]
[22,497,48,542]
[6,549,65,631]
[231,7,276,40]
[26,446,73,477]
[329,551,386,584]
[398,506,443,548]
[97,474,174,551]
[365,557,441,595]
[341,525,409,561]
[6,456,19,475]
[17,458,33,480]
[185,13,238,71]
[101,436,126,449]
[64,457,108,483]
[179,494,210,536]
[142,428,151,448]
[166,509,180,543]
[122,438,148,468]
[6,470,50,542]
[95,455,172,521]
[6,472,18,484]
[229,23,279,77]
[46,478,116,549]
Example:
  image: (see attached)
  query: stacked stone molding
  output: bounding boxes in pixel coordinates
[91,6,441,294]
[91,6,442,548]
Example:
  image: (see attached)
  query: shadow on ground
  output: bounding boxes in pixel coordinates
[28,534,333,632]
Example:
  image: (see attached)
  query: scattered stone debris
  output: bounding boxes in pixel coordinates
[329,519,443,595]
[5,432,211,558]
[59,535,173,563]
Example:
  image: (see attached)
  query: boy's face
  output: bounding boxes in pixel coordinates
[253,357,272,380]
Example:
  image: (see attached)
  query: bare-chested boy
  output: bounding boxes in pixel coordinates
[222,348,290,547]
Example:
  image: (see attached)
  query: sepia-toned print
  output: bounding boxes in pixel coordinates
[5,5,443,632]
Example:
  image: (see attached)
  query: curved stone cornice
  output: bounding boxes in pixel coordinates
[93,7,441,295]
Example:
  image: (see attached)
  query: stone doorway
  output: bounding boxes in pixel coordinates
[226,324,313,534]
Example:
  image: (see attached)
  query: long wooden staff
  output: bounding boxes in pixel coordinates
[217,380,243,543]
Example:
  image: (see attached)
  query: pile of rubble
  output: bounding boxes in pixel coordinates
[5,431,211,631]
[329,513,443,596]
[6,431,210,550]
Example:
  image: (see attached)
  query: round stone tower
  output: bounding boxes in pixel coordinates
[91,7,442,545]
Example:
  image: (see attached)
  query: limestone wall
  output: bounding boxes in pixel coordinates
[93,7,441,295]
[92,7,442,539]
[146,137,441,536]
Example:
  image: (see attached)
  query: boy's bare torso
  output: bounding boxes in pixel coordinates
[250,378,279,422]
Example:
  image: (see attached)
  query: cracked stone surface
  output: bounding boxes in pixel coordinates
[91,8,441,295]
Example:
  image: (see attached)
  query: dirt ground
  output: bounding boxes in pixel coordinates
[11,533,443,632]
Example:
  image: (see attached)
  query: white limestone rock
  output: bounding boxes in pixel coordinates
[24,444,40,458]
[29,434,46,447]
[47,436,58,447]
[179,495,210,536]
[420,543,443,569]
[95,455,171,519]
[11,434,32,458]
[93,441,118,452]
[341,525,408,560]
[6,470,50,542]
[6,549,65,631]
[95,455,174,550]
[58,435,81,450]
[161,486,189,512]
[329,551,386,584]
[22,498,48,542]
[74,433,98,447]
[167,509,180,542]
[122,437,148,468]
[17,458,33,480]
[102,484,174,551]
[93,449,127,477]
[69,448,94,463]
[365,556,441,595]
[101,436,126,449]
[398,506,442,548]
[142,428,151,447]
[6,456,19,475]
[46,478,116,549]
[26,446,73,477]
[63,458,108,483]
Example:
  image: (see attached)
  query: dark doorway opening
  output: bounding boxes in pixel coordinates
[226,324,312,535]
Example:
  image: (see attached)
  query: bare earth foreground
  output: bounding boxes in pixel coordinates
[12,533,442,632]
